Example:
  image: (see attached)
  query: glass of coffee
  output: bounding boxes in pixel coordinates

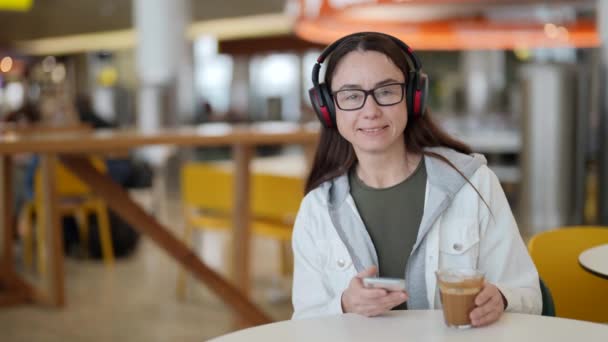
[435,268,485,329]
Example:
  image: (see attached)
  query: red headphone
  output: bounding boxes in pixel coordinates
[308,32,428,128]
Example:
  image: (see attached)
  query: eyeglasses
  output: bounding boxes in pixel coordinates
[332,83,406,111]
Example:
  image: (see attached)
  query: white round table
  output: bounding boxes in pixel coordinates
[579,244,608,279]
[209,311,608,342]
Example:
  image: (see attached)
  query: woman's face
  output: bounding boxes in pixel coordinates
[330,50,408,157]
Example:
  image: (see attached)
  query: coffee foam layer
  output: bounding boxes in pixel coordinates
[438,286,481,295]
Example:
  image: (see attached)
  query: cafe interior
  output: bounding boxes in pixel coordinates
[0,0,607,340]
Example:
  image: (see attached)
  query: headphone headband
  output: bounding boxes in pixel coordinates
[309,32,429,128]
[315,32,422,70]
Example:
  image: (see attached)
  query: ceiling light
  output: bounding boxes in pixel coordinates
[42,56,56,73]
[0,57,13,73]
[544,23,559,39]
[51,64,66,83]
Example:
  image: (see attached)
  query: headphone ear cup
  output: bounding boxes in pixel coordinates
[406,71,428,118]
[309,85,333,128]
[308,86,327,126]
[417,73,429,118]
[318,83,336,127]
[406,71,418,118]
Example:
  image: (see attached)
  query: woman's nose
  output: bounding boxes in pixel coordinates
[360,94,381,119]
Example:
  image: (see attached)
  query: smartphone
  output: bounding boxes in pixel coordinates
[362,277,407,292]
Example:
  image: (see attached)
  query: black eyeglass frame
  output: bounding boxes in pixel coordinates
[331,82,406,111]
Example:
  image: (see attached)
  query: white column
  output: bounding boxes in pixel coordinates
[230,56,250,119]
[171,0,195,124]
[461,50,505,122]
[518,64,577,235]
[137,86,162,132]
[133,0,191,222]
[133,0,183,88]
[133,0,191,164]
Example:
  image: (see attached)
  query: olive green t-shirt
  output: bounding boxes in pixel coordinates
[349,159,427,310]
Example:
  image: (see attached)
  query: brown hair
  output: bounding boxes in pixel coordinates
[306,33,473,194]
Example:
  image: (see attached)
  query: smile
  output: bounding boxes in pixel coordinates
[358,126,388,134]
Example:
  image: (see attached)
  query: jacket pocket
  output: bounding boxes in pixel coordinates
[438,219,480,269]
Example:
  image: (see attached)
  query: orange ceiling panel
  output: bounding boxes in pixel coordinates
[294,0,600,50]
[296,17,599,50]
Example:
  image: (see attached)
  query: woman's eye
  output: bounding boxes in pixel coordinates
[340,93,361,101]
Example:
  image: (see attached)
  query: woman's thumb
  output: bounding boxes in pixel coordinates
[357,265,378,278]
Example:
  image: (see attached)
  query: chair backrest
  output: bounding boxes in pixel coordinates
[251,172,304,223]
[528,226,608,323]
[181,163,233,215]
[34,157,107,198]
[181,162,304,222]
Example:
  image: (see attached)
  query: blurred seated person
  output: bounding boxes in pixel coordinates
[75,93,116,129]
[1,101,41,125]
[2,84,80,128]
[192,101,213,125]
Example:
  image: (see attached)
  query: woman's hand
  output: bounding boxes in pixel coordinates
[341,266,408,317]
[470,282,506,327]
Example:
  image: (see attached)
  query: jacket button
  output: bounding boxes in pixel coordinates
[337,259,346,268]
[453,243,463,251]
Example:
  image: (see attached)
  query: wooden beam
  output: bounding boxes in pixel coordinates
[0,155,38,308]
[232,144,252,294]
[0,155,14,274]
[40,154,65,306]
[59,155,272,327]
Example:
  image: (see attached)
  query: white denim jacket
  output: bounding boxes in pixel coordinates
[292,147,541,319]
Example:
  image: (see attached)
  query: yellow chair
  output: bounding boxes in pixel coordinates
[176,162,303,299]
[527,226,608,323]
[21,158,114,275]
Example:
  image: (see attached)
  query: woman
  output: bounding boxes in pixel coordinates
[291,32,541,326]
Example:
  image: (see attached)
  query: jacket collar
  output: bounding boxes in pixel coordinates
[325,146,487,208]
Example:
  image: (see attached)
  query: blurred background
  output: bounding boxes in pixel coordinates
[0,0,607,340]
